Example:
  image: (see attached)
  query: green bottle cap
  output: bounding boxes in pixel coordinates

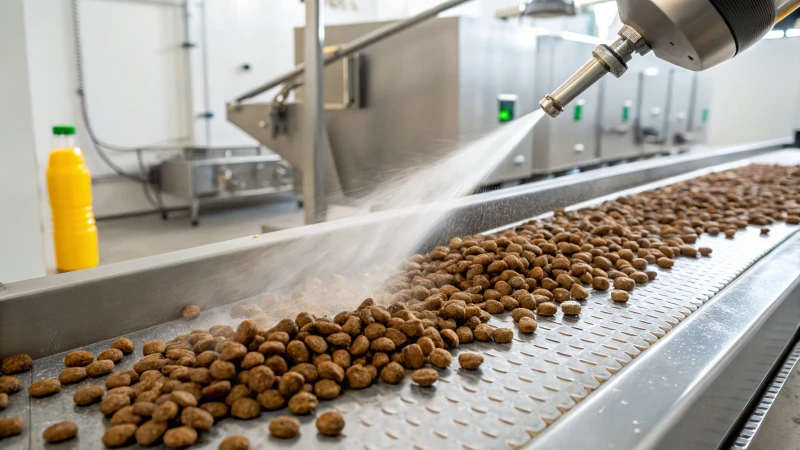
[52,125,76,136]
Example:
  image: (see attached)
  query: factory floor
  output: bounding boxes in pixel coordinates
[97,193,364,264]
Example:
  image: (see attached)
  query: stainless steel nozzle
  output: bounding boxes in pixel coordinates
[540,25,651,118]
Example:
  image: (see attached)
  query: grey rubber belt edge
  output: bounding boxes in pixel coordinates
[708,0,775,53]
[730,340,800,449]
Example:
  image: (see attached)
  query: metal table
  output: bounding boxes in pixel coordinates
[1,140,799,449]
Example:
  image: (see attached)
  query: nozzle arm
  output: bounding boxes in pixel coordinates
[540,25,650,118]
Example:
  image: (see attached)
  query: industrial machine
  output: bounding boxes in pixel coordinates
[1,140,799,449]
[157,147,294,226]
[540,0,800,117]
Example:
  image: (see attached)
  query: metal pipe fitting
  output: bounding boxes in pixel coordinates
[540,25,650,118]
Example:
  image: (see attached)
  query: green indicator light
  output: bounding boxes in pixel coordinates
[498,108,512,122]
[573,102,584,122]
[702,108,709,123]
[622,105,630,123]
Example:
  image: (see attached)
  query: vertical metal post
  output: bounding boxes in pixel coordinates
[303,0,326,224]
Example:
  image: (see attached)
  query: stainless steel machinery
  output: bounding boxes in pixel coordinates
[157,147,294,226]
[1,140,798,449]
[540,0,800,118]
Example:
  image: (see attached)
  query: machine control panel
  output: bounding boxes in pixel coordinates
[497,94,517,123]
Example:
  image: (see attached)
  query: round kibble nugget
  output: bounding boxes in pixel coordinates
[511,308,535,322]
[613,277,635,291]
[429,349,453,369]
[346,365,372,389]
[318,361,345,383]
[1,354,33,374]
[561,300,581,315]
[458,353,484,370]
[699,247,712,256]
[411,368,438,387]
[380,362,405,384]
[316,411,345,437]
[657,257,674,268]
[518,317,538,334]
[42,421,78,443]
[181,406,214,430]
[592,276,610,290]
[537,302,557,316]
[402,344,425,369]
[135,420,168,446]
[611,290,630,302]
[111,406,142,426]
[0,417,24,439]
[314,380,341,400]
[288,392,318,415]
[105,373,131,389]
[111,337,134,354]
[58,367,87,385]
[201,402,229,419]
[231,397,260,420]
[102,424,137,448]
[163,426,197,449]
[143,340,166,356]
[100,394,130,416]
[74,385,104,406]
[473,324,494,341]
[98,348,124,363]
[86,360,115,377]
[0,393,8,410]
[64,351,94,367]
[269,416,301,439]
[0,376,22,394]
[132,401,156,416]
[219,435,249,450]
[493,328,513,344]
[29,378,60,397]
[182,305,201,320]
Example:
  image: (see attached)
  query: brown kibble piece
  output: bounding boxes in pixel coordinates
[657,257,674,268]
[181,406,214,430]
[0,393,8,410]
[132,401,156,416]
[345,365,372,389]
[537,302,557,316]
[171,390,198,407]
[411,368,438,387]
[219,435,250,450]
[28,378,60,397]
[64,351,94,367]
[105,372,131,389]
[110,406,142,426]
[163,426,198,449]
[611,290,630,302]
[458,353,484,369]
[613,277,635,291]
[380,362,405,384]
[510,308,535,322]
[42,421,77,443]
[201,402,229,419]
[231,397,260,420]
[314,380,341,400]
[269,416,301,439]
[102,424,137,448]
[100,394,130,416]
[0,417,24,439]
[518,317,538,334]
[429,348,453,368]
[74,385,104,406]
[592,276,610,290]
[699,247,712,256]
[0,376,22,394]
[2,354,33,374]
[98,348,124,363]
[135,420,168,446]
[111,338,134,354]
[182,305,201,319]
[58,367,87,385]
[473,324,494,341]
[143,340,166,356]
[86,359,115,377]
[493,328,513,344]
[318,361,345,383]
[561,300,581,315]
[288,391,318,414]
[316,411,345,437]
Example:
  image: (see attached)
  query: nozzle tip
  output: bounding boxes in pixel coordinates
[540,95,563,118]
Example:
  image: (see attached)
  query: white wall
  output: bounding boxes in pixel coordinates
[705,37,800,147]
[0,0,48,283]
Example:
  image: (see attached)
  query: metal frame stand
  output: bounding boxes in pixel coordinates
[303,0,327,224]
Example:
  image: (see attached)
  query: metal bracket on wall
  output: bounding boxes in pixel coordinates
[181,41,197,48]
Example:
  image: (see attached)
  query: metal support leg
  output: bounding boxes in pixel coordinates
[190,199,200,227]
[303,0,327,224]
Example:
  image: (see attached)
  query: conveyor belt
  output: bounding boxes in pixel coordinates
[2,147,799,449]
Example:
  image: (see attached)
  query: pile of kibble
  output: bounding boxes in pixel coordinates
[0,163,798,448]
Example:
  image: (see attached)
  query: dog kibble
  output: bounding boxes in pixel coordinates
[163,426,197,449]
[135,420,168,446]
[316,411,345,437]
[611,290,630,302]
[219,435,249,450]
[111,338,134,354]
[42,421,77,443]
[74,385,104,406]
[102,424,136,448]
[0,393,7,410]
[613,277,635,291]
[561,301,581,315]
[59,367,87,385]
[231,397,260,419]
[64,351,94,367]
[1,354,32,374]
[288,392,318,414]
[493,328,513,343]
[182,305,201,320]
[0,376,22,394]
[518,317,538,333]
[0,417,24,439]
[270,416,301,439]
[86,360,115,377]
[537,302,557,316]
[411,368,438,387]
[699,247,712,256]
[29,378,60,397]
[429,348,453,368]
[98,348,124,363]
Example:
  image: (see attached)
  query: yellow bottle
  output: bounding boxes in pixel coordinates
[47,125,99,272]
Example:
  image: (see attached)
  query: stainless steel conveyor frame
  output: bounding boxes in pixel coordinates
[0,139,799,450]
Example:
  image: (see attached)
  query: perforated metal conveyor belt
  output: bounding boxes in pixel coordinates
[3,150,800,450]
